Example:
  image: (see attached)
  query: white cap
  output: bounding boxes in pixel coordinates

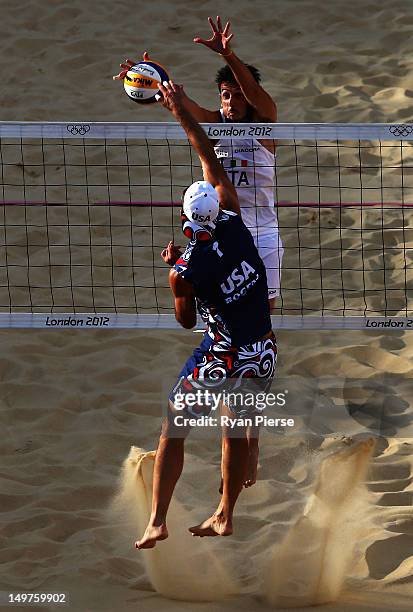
[183,181,219,226]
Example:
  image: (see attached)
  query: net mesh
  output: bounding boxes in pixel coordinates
[0,122,412,328]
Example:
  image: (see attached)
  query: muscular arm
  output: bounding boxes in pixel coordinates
[158,81,240,214]
[194,16,277,122]
[180,91,220,123]
[168,94,240,215]
[169,268,197,329]
[223,51,277,121]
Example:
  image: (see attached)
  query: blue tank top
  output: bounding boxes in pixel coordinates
[174,210,271,347]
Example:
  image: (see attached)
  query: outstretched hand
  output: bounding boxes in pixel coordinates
[112,51,150,81]
[194,16,233,55]
[161,241,182,266]
[156,80,185,112]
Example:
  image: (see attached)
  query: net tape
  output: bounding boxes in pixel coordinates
[0,122,412,329]
[0,122,413,140]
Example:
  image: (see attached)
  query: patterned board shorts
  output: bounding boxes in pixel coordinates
[169,331,277,418]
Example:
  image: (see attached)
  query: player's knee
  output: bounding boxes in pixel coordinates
[160,416,190,439]
[220,404,247,438]
[222,435,249,451]
[160,401,191,438]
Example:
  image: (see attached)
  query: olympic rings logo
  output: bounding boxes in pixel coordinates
[66,124,91,136]
[389,125,413,137]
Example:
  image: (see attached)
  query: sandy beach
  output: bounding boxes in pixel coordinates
[0,1,413,611]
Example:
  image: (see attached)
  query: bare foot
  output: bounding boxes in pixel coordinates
[189,512,233,537]
[135,523,168,549]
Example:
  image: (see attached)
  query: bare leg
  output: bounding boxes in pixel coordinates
[244,294,275,484]
[268,296,276,313]
[135,408,190,549]
[219,437,225,494]
[219,422,260,492]
[190,409,248,537]
[244,423,260,488]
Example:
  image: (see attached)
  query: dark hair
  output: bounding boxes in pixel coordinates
[215,63,261,91]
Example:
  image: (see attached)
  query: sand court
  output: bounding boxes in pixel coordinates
[1,0,413,610]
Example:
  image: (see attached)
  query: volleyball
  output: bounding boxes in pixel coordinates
[123,60,169,104]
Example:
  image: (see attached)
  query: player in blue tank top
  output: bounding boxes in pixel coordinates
[135,80,277,548]
[175,207,271,346]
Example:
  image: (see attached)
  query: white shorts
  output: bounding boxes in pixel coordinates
[253,232,284,299]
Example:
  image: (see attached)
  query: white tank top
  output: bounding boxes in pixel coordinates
[214,112,278,239]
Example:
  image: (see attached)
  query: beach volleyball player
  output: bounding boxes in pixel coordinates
[114,16,283,311]
[135,81,276,548]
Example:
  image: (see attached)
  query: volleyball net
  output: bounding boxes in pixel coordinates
[0,121,412,330]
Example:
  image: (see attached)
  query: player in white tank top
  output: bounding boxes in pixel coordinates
[215,111,279,237]
[114,20,283,307]
[214,111,284,301]
[114,16,280,494]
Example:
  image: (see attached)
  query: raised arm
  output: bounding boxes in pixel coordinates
[177,89,219,123]
[194,16,277,121]
[158,80,240,215]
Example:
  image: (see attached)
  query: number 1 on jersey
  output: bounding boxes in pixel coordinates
[213,241,223,257]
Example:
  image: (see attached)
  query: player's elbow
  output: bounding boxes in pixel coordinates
[177,313,197,329]
[175,302,197,329]
[182,319,196,330]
